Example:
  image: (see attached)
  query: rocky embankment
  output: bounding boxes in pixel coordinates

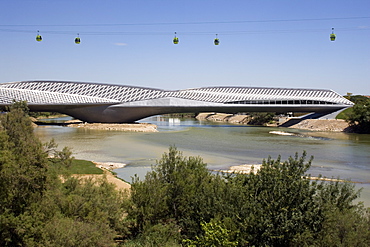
[196,113,351,132]
[196,113,252,124]
[285,119,351,132]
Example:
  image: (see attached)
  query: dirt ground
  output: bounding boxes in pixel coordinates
[286,119,351,132]
[72,170,131,191]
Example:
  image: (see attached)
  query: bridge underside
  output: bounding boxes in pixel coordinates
[27,103,349,123]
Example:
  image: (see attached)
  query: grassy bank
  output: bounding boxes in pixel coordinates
[68,159,104,174]
[336,107,352,119]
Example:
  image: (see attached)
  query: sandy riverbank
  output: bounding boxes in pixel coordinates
[95,162,131,190]
[31,117,158,132]
[71,162,131,191]
[72,171,131,191]
[66,122,158,132]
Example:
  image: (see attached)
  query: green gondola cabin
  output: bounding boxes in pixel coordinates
[173,32,179,44]
[173,37,179,44]
[214,34,220,45]
[330,33,336,41]
[330,28,336,41]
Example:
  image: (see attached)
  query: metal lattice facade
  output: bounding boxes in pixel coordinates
[0,80,353,123]
[0,80,353,105]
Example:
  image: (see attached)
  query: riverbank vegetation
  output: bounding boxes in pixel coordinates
[0,102,130,246]
[344,95,370,133]
[1,102,369,246]
[29,111,65,119]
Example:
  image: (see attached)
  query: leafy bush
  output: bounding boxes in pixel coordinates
[342,95,370,133]
[128,147,370,246]
[347,99,370,133]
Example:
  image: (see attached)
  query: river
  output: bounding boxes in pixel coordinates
[34,116,370,207]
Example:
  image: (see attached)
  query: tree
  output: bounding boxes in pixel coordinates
[0,103,48,212]
[347,99,370,133]
[314,205,370,246]
[0,101,49,245]
[248,112,275,125]
[227,152,322,246]
[129,146,228,240]
[341,95,370,133]
[0,102,130,246]
[231,152,369,246]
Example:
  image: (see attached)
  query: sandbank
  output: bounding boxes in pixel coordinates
[66,122,158,132]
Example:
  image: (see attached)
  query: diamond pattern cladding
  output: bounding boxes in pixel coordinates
[0,81,353,105]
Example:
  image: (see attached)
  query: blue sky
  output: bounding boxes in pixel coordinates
[1,0,369,95]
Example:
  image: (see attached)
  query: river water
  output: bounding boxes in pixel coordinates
[34,116,370,207]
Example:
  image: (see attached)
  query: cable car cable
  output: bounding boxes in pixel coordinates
[1,16,369,27]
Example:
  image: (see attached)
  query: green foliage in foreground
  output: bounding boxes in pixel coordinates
[1,102,369,246]
[0,102,130,246]
[129,147,370,246]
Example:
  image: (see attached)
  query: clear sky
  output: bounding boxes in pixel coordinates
[1,0,369,95]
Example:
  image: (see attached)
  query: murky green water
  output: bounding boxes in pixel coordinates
[34,116,370,206]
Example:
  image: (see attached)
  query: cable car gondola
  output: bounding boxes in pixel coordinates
[75,33,81,44]
[36,30,42,42]
[330,28,336,41]
[173,32,179,44]
[214,34,220,45]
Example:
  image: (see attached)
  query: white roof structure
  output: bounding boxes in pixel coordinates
[0,81,353,123]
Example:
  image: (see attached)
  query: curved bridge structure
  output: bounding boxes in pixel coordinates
[0,81,353,123]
